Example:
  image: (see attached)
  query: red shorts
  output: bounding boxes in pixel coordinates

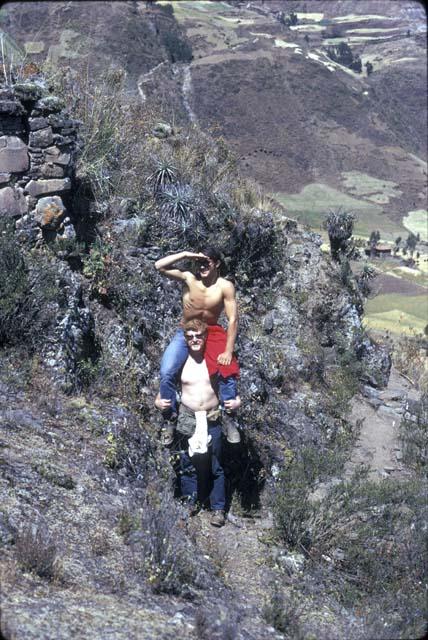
[204,325,240,378]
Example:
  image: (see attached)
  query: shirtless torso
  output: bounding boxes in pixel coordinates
[182,274,229,325]
[180,354,219,412]
[155,250,238,365]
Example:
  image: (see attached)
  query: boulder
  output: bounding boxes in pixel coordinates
[34,196,65,229]
[0,173,11,185]
[152,122,173,138]
[40,163,65,178]
[0,136,29,173]
[0,186,28,218]
[44,146,71,166]
[32,96,65,115]
[25,178,71,197]
[29,127,54,148]
[29,117,49,131]
[0,100,25,117]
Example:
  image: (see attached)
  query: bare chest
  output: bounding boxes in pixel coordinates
[181,357,210,386]
[183,281,223,312]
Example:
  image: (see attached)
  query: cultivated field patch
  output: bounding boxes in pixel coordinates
[274,39,301,50]
[289,24,326,32]
[295,13,324,22]
[372,271,427,296]
[322,35,395,45]
[218,16,255,26]
[341,171,402,204]
[273,184,405,239]
[331,15,395,23]
[403,209,428,241]
[363,293,427,334]
[347,27,402,33]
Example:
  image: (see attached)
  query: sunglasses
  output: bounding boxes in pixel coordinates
[184,332,206,341]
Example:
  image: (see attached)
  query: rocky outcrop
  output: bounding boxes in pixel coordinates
[0,79,81,244]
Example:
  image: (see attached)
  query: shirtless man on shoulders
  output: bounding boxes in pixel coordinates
[155,319,241,527]
[155,246,240,444]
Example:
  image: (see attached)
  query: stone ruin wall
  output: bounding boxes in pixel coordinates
[0,79,82,242]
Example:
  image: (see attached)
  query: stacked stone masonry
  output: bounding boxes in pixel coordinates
[0,79,82,241]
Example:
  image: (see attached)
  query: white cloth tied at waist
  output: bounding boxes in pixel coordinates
[188,410,212,457]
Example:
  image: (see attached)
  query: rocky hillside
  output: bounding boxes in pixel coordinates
[0,64,426,639]
[0,3,427,638]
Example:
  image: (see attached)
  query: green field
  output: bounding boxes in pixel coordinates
[403,209,428,241]
[272,183,406,239]
[364,293,427,335]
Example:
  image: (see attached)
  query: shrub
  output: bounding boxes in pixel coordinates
[195,607,238,640]
[156,183,209,243]
[0,222,29,345]
[54,68,154,205]
[161,30,192,63]
[274,459,427,629]
[399,394,428,474]
[15,522,59,579]
[324,210,355,261]
[262,586,301,635]
[138,486,206,595]
[147,159,177,194]
[0,222,61,349]
[393,332,427,392]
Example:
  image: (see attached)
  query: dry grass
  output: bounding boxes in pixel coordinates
[15,522,60,580]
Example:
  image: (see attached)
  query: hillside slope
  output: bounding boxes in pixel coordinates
[2,0,426,240]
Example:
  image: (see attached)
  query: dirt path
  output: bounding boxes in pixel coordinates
[187,364,418,637]
[189,510,283,640]
[345,364,417,480]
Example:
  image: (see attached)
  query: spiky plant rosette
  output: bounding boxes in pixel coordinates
[147,159,177,195]
[158,183,209,241]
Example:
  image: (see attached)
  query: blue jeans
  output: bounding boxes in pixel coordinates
[177,423,225,510]
[160,329,237,418]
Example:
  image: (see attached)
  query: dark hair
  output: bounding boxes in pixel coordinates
[199,245,226,275]
[200,245,222,262]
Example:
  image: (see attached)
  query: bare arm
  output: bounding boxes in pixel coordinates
[218,280,238,366]
[154,250,206,281]
[155,393,172,411]
[224,395,241,411]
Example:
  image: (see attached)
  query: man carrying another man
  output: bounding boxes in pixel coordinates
[154,246,241,445]
[155,319,241,527]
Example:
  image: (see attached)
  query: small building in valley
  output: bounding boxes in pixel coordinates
[365,243,392,258]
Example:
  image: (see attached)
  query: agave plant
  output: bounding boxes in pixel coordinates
[324,210,355,261]
[357,263,377,297]
[147,159,177,195]
[159,183,208,239]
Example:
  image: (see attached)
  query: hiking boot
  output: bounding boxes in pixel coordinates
[181,499,199,518]
[160,424,175,447]
[210,509,226,527]
[222,412,241,444]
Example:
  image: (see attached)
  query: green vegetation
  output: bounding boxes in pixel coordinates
[364,293,427,334]
[399,395,428,472]
[0,221,61,349]
[273,184,405,239]
[403,209,428,241]
[341,171,402,204]
[161,29,192,63]
[394,331,428,392]
[138,487,207,595]
[274,462,427,634]
[324,210,355,261]
[325,41,362,72]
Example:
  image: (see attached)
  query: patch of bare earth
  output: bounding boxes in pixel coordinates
[345,365,418,481]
